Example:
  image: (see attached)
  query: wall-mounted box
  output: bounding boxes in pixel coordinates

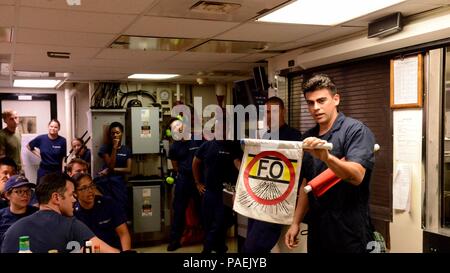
[126,107,160,154]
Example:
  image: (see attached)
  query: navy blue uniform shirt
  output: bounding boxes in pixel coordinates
[28,134,67,170]
[195,140,241,191]
[74,195,126,250]
[0,206,38,246]
[168,139,203,181]
[98,144,131,172]
[1,210,94,253]
[301,112,375,253]
[263,123,302,141]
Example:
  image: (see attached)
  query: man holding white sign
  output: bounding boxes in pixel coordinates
[285,74,376,253]
[241,97,301,254]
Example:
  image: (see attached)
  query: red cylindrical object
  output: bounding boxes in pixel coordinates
[304,168,341,197]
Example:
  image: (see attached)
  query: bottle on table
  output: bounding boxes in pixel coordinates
[18,236,32,253]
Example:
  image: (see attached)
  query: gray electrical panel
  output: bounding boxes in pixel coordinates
[131,182,161,233]
[126,107,160,154]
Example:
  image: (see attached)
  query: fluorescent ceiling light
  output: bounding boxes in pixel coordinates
[13,79,61,88]
[128,74,179,80]
[257,0,405,26]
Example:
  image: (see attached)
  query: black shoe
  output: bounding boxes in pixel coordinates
[167,241,181,252]
[215,245,228,254]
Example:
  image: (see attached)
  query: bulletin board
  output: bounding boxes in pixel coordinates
[390,54,423,109]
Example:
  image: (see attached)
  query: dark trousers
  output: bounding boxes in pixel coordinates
[242,218,283,254]
[169,179,199,243]
[202,190,227,252]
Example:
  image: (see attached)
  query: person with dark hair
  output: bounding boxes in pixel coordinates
[192,117,242,254]
[72,173,131,251]
[166,116,204,251]
[27,119,67,184]
[1,173,119,253]
[97,121,131,215]
[0,175,38,246]
[0,110,22,171]
[0,157,18,209]
[70,138,92,171]
[285,74,376,253]
[242,96,302,254]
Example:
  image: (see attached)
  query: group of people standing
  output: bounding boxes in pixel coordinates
[166,73,377,254]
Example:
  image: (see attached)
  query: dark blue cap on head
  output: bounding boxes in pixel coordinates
[4,175,35,192]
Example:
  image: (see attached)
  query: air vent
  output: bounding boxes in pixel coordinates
[190,1,241,14]
[47,51,71,59]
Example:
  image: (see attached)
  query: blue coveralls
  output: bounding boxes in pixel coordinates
[301,112,376,253]
[168,138,203,245]
[242,124,302,253]
[195,140,240,253]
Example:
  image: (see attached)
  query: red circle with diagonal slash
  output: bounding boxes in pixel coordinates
[243,150,295,205]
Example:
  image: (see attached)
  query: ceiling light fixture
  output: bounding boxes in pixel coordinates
[13,79,61,88]
[128,74,180,80]
[257,0,405,26]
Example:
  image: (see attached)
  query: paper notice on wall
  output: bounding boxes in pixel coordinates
[393,56,419,105]
[394,110,422,163]
[393,163,412,212]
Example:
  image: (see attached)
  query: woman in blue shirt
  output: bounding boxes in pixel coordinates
[27,119,67,185]
[97,122,131,216]
[73,173,131,251]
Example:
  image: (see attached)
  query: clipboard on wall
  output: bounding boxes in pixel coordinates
[390,54,423,109]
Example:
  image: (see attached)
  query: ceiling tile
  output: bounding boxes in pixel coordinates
[16,28,116,47]
[68,73,128,81]
[19,7,136,33]
[20,0,156,14]
[145,61,221,71]
[14,54,91,67]
[125,16,239,38]
[15,43,100,59]
[88,58,147,69]
[208,62,260,71]
[216,22,330,43]
[96,48,178,61]
[168,52,246,62]
[0,5,15,27]
[234,53,280,62]
[270,26,365,51]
